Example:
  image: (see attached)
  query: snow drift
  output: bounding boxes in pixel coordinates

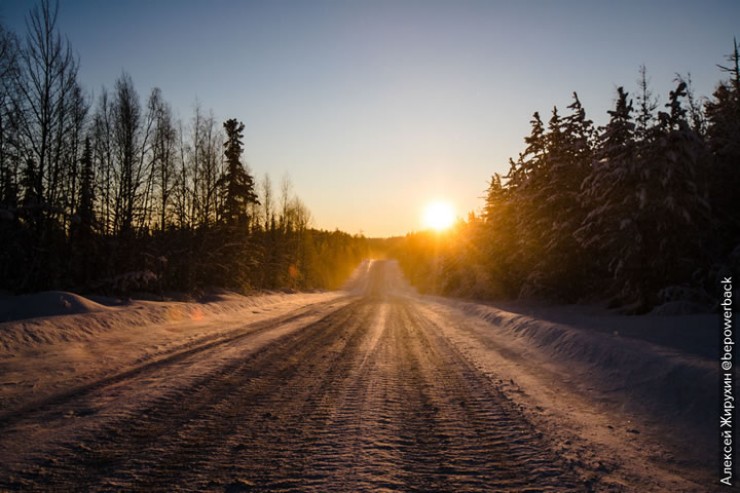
[450,299,717,428]
[0,291,111,322]
[0,290,338,354]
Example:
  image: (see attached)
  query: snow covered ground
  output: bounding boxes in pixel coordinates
[420,296,718,491]
[0,261,721,491]
[0,290,344,412]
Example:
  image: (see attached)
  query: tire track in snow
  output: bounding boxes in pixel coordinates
[0,296,350,429]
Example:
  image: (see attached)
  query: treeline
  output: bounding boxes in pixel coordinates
[0,1,367,295]
[394,45,740,312]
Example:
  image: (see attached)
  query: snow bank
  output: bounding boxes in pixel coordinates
[0,290,333,354]
[0,291,111,322]
[451,300,717,427]
[0,289,345,414]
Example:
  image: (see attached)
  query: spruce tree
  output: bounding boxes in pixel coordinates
[482,173,519,296]
[70,138,97,286]
[505,112,548,295]
[220,118,258,227]
[637,82,711,307]
[705,39,740,263]
[635,65,658,142]
[518,96,595,300]
[77,138,96,233]
[577,87,641,303]
[216,118,259,290]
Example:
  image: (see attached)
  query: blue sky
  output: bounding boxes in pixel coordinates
[2,0,738,236]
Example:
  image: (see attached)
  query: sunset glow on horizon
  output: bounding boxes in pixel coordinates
[422,201,456,232]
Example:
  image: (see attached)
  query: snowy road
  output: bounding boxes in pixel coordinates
[0,261,713,492]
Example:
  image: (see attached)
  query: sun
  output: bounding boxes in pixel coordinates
[422,201,456,232]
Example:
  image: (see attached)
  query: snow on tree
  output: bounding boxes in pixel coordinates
[577,87,641,304]
[510,95,595,301]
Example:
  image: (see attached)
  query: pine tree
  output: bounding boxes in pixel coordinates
[519,109,563,297]
[637,82,711,307]
[76,138,96,234]
[70,138,97,286]
[705,39,740,263]
[505,112,547,288]
[214,118,260,290]
[482,173,519,296]
[509,112,546,186]
[219,118,258,227]
[517,96,595,300]
[635,65,658,142]
[577,87,641,303]
[561,93,596,164]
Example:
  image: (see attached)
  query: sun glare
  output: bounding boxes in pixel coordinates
[422,201,456,232]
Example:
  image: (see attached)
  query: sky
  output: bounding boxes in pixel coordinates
[1,0,738,237]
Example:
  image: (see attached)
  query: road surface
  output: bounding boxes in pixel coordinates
[0,261,687,492]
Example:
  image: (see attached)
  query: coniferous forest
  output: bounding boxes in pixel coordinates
[0,2,368,296]
[392,45,740,313]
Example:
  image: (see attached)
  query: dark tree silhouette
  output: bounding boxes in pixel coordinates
[706,39,740,269]
[220,118,258,228]
[70,138,97,286]
[576,87,639,303]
